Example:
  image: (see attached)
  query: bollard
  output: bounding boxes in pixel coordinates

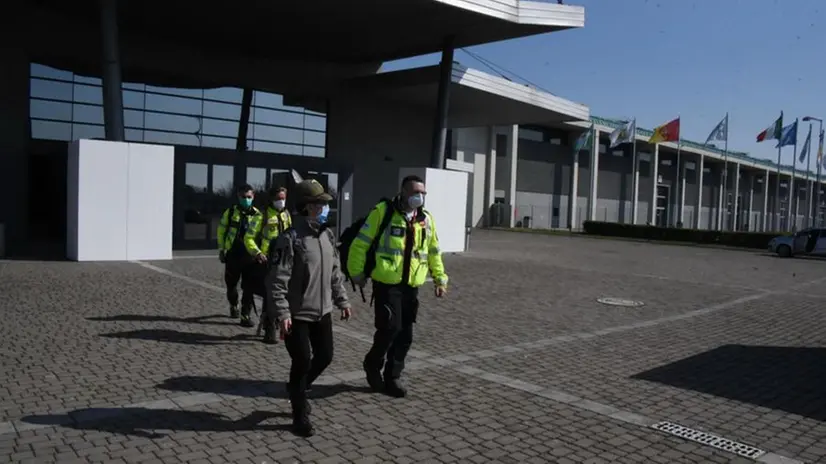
[465,226,471,251]
[0,223,4,258]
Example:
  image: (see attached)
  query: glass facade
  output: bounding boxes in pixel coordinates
[29,63,327,157]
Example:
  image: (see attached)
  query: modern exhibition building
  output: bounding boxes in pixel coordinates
[0,1,817,259]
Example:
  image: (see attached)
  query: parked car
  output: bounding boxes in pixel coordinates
[768,228,826,257]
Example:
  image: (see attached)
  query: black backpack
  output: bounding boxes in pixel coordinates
[338,198,394,301]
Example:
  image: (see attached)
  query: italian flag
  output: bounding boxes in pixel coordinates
[756,113,783,142]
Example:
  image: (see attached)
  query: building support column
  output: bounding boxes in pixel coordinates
[505,125,518,227]
[631,150,639,225]
[0,47,30,256]
[732,164,740,230]
[717,165,725,230]
[679,160,687,227]
[570,142,580,230]
[747,173,754,231]
[805,179,812,228]
[429,36,455,169]
[588,130,601,221]
[236,88,253,151]
[100,0,125,141]
[483,126,497,227]
[649,144,659,225]
[695,155,704,229]
[763,169,770,231]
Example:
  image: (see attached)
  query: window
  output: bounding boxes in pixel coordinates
[28,63,326,156]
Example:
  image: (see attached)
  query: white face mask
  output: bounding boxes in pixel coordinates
[407,193,424,209]
[272,199,286,210]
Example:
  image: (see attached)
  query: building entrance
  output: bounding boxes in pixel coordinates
[173,148,352,250]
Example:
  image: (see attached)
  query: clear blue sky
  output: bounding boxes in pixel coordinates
[383,0,825,171]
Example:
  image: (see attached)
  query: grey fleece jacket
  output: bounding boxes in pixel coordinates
[266,216,350,323]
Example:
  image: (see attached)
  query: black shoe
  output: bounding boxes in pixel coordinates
[292,418,314,437]
[229,305,239,318]
[239,315,255,328]
[385,378,407,398]
[262,328,278,345]
[363,360,384,392]
[291,399,314,437]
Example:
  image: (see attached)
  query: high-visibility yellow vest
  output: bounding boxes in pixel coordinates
[244,206,292,256]
[217,205,262,252]
[347,200,448,288]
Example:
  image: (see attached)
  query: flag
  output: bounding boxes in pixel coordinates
[799,126,812,163]
[574,124,594,152]
[818,129,824,162]
[648,117,681,145]
[775,120,798,148]
[704,115,728,145]
[609,119,635,148]
[756,112,783,142]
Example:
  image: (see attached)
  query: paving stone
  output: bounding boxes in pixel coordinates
[2,231,825,462]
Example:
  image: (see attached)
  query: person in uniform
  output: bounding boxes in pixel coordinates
[348,175,448,398]
[244,186,292,343]
[217,184,262,327]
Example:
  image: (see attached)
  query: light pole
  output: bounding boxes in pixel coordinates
[803,116,823,226]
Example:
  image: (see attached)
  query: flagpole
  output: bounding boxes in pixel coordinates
[817,121,824,227]
[790,118,798,232]
[675,114,682,227]
[774,112,783,232]
[722,112,729,231]
[631,118,639,225]
[805,123,813,228]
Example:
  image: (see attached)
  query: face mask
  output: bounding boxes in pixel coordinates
[316,205,330,224]
[239,198,253,208]
[407,193,424,209]
[273,199,286,210]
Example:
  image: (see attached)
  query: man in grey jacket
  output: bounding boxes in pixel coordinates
[266,178,352,437]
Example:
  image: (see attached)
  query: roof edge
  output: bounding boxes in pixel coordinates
[434,0,585,27]
[452,63,589,121]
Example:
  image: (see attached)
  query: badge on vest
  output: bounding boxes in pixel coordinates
[390,226,405,237]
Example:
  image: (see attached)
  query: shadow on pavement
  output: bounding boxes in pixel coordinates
[88,314,239,327]
[157,375,372,400]
[632,345,826,421]
[99,329,256,345]
[21,408,291,438]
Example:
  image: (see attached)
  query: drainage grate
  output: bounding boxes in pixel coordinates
[651,421,766,459]
[596,297,645,307]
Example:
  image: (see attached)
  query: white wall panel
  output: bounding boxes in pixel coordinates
[399,167,469,253]
[67,140,174,261]
[126,143,175,260]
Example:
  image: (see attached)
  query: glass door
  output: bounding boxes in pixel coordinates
[180,162,235,248]
[656,185,669,227]
[244,167,342,235]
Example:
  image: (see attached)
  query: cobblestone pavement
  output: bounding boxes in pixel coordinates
[1,229,825,463]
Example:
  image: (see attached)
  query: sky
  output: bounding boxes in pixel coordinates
[382,0,825,172]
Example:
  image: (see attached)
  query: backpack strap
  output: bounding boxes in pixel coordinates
[267,227,296,268]
[371,199,395,250]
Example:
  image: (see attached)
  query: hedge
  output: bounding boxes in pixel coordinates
[581,221,784,249]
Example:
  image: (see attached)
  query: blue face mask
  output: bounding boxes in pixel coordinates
[316,205,330,224]
[239,197,253,208]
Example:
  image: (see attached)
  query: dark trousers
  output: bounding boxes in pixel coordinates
[364,283,419,381]
[224,257,254,311]
[284,313,335,403]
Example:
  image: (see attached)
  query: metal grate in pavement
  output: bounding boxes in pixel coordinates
[651,421,766,460]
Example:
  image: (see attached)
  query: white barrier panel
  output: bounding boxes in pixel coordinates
[399,167,469,253]
[67,139,174,261]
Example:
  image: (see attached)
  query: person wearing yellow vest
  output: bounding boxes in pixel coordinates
[217,184,263,327]
[348,175,448,398]
[243,186,293,344]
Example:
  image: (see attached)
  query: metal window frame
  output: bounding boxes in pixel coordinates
[28,72,327,154]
